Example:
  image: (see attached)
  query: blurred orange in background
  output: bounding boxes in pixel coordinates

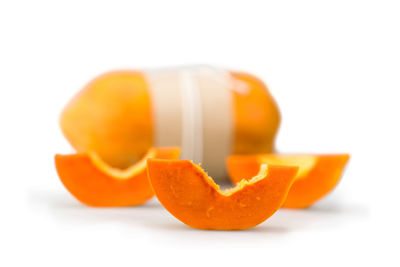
[60,67,280,181]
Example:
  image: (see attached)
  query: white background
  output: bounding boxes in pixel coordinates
[1,0,399,266]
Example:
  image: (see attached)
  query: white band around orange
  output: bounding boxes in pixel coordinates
[145,66,233,182]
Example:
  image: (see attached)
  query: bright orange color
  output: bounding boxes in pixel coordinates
[227,154,350,209]
[231,72,280,155]
[147,159,298,230]
[60,70,280,169]
[54,147,180,207]
[60,71,152,169]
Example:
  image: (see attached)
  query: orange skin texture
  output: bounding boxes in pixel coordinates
[60,71,153,169]
[54,147,180,207]
[60,70,280,169]
[226,154,350,209]
[231,72,280,155]
[147,159,298,230]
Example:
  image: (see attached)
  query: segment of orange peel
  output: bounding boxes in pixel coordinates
[147,159,298,230]
[227,154,350,209]
[54,147,180,207]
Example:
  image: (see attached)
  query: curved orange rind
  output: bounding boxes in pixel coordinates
[227,154,350,208]
[54,147,180,207]
[147,159,298,230]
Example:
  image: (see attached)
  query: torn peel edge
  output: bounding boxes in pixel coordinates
[226,153,350,209]
[228,154,315,183]
[56,147,181,180]
[220,164,270,196]
[151,159,299,198]
[54,147,181,207]
[147,159,300,230]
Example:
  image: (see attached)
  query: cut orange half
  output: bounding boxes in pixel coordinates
[227,154,350,208]
[147,159,298,230]
[55,147,180,207]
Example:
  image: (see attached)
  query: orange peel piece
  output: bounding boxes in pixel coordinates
[54,147,180,207]
[147,159,298,230]
[227,154,350,209]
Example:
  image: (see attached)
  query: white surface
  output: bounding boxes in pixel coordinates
[1,0,399,266]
